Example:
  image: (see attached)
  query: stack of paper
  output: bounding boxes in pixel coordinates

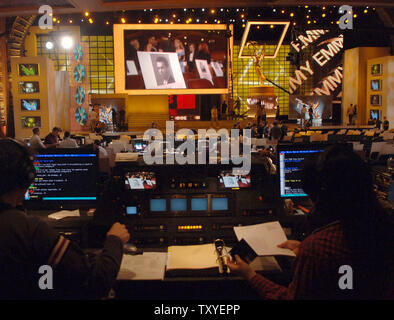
[117,252,168,280]
[166,243,218,271]
[48,209,80,220]
[234,221,296,257]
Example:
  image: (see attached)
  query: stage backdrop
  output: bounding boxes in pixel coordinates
[69,43,90,132]
[54,71,70,132]
[288,29,344,100]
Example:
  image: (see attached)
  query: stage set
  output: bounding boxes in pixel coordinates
[1,2,394,304]
[1,5,392,141]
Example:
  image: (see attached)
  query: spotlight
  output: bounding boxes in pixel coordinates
[61,36,73,49]
[45,41,54,50]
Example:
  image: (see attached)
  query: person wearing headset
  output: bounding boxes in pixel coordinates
[227,144,394,299]
[0,138,130,299]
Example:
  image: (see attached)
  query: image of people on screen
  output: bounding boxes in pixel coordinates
[196,43,211,64]
[186,43,197,71]
[152,55,175,86]
[123,29,227,90]
[145,35,158,52]
[219,171,251,188]
[125,38,141,73]
[125,172,156,190]
[174,39,186,73]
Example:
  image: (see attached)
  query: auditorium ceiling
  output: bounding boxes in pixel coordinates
[0,0,393,16]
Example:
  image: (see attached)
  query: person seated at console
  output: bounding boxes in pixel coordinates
[44,127,61,148]
[0,138,130,299]
[58,131,78,148]
[227,145,394,299]
[29,127,46,151]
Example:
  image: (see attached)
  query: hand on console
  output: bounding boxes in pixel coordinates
[107,222,130,244]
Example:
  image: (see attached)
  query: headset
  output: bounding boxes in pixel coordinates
[0,138,36,195]
[301,144,355,203]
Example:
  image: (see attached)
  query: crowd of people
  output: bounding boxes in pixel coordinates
[231,120,288,141]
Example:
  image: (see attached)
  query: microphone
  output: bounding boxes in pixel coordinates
[214,239,227,274]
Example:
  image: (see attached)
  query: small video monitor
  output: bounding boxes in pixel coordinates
[21,99,40,111]
[21,116,41,128]
[133,140,148,152]
[170,198,187,212]
[370,95,382,106]
[218,170,251,189]
[19,63,39,76]
[126,206,138,215]
[19,81,40,94]
[371,79,381,91]
[150,199,167,212]
[211,197,228,211]
[191,198,208,211]
[370,109,380,120]
[125,171,156,190]
[371,64,382,76]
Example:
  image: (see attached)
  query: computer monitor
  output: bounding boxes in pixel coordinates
[132,139,148,152]
[24,148,98,209]
[277,143,334,198]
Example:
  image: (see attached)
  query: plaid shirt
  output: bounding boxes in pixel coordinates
[249,221,393,300]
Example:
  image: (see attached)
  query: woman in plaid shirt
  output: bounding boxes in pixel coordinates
[228,145,394,300]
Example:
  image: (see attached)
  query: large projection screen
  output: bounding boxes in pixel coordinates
[114,24,232,95]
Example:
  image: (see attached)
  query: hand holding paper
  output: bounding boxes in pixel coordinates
[233,221,296,257]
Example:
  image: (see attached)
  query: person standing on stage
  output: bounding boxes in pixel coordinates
[383,117,390,131]
[88,105,98,133]
[210,105,219,128]
[308,106,314,127]
[221,100,228,121]
[301,105,307,128]
[347,104,354,126]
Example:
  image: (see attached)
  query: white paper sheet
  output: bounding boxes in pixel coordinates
[117,252,167,280]
[48,209,80,220]
[234,221,296,257]
[166,243,218,270]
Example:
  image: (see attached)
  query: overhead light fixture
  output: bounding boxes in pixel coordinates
[61,36,73,49]
[45,41,54,50]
